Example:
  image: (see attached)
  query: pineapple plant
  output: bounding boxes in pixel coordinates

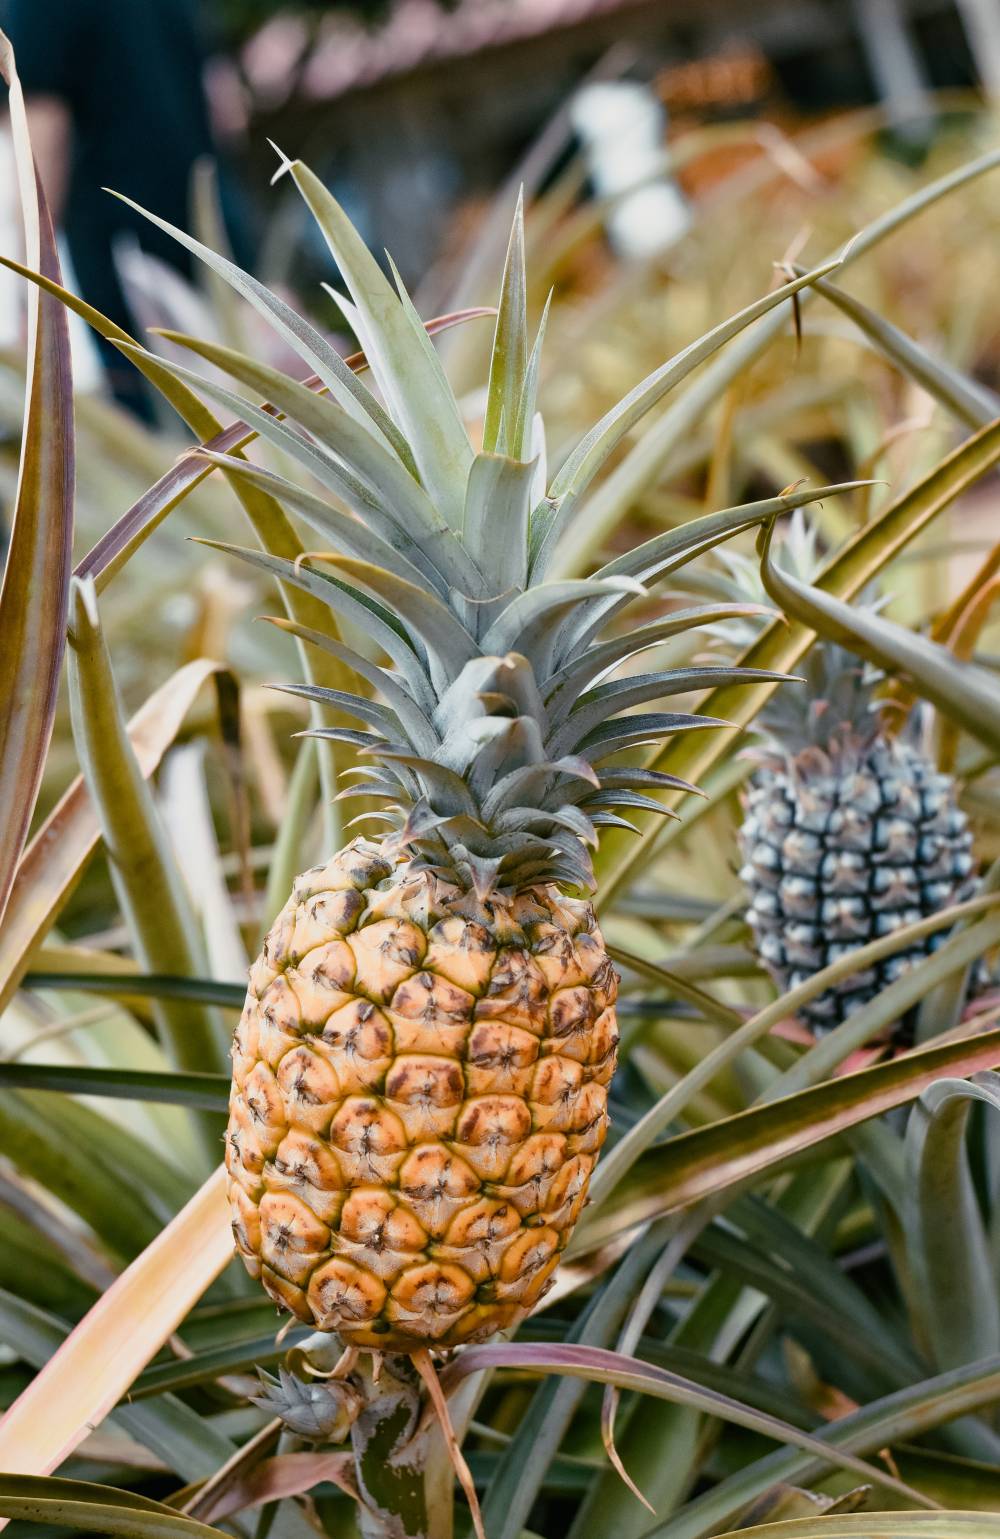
[202,181,832,1352]
[725,518,978,1034]
[91,164,854,1353]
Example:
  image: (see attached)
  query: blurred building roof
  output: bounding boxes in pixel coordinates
[244,0,663,105]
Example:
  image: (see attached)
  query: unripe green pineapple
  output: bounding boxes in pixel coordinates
[739,652,976,1033]
[724,518,977,1033]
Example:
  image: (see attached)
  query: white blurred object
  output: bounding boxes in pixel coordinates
[850,0,934,147]
[569,80,690,262]
[0,125,102,388]
[954,0,1000,99]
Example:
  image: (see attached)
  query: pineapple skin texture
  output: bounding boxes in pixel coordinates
[740,737,976,1033]
[226,840,618,1348]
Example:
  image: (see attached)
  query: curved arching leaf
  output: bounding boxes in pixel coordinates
[758,519,1000,752]
[596,412,1000,904]
[904,1074,1000,1371]
[445,1343,932,1507]
[576,1025,1000,1254]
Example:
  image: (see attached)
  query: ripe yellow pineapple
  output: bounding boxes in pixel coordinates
[125,163,849,1349]
[228,841,617,1346]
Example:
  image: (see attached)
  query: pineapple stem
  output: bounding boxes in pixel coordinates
[350,1353,451,1539]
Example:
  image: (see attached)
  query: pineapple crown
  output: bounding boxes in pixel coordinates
[706,511,889,761]
[109,162,857,896]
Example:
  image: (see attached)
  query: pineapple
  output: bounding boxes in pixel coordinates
[729,520,977,1034]
[229,839,618,1346]
[122,165,846,1348]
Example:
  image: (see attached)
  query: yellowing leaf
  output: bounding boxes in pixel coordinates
[0,660,224,1012]
[0,1166,231,1488]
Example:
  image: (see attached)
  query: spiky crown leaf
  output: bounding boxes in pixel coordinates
[706,512,888,759]
[115,166,862,895]
[251,1366,362,1441]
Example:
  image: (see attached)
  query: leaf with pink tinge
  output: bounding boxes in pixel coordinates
[193,1450,357,1524]
[0,33,74,926]
[442,1342,932,1509]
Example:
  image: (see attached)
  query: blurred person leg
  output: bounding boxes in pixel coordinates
[3,0,253,418]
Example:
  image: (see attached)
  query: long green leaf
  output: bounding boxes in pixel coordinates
[449,1344,934,1508]
[191,447,434,591]
[0,255,355,852]
[562,142,1000,579]
[691,1220,906,1394]
[483,192,527,455]
[575,1026,1000,1253]
[107,185,410,460]
[129,1331,309,1400]
[312,556,478,677]
[480,1226,675,1539]
[0,1064,229,1110]
[758,518,1000,751]
[0,251,221,439]
[713,1518,1000,1539]
[594,893,1000,1206]
[763,908,1000,1100]
[569,1267,753,1537]
[0,1092,169,1258]
[647,1352,1000,1538]
[0,1476,199,1522]
[535,258,844,575]
[904,1075,1000,1370]
[0,659,222,1010]
[591,482,871,586]
[0,237,359,811]
[20,972,245,1007]
[0,1296,307,1538]
[151,330,477,593]
[804,270,1000,428]
[194,540,433,705]
[463,452,535,599]
[66,581,229,1114]
[895,1446,1000,1508]
[71,310,489,590]
[0,1484,229,1539]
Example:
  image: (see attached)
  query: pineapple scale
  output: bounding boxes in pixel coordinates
[226,838,618,1349]
[740,737,976,1035]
